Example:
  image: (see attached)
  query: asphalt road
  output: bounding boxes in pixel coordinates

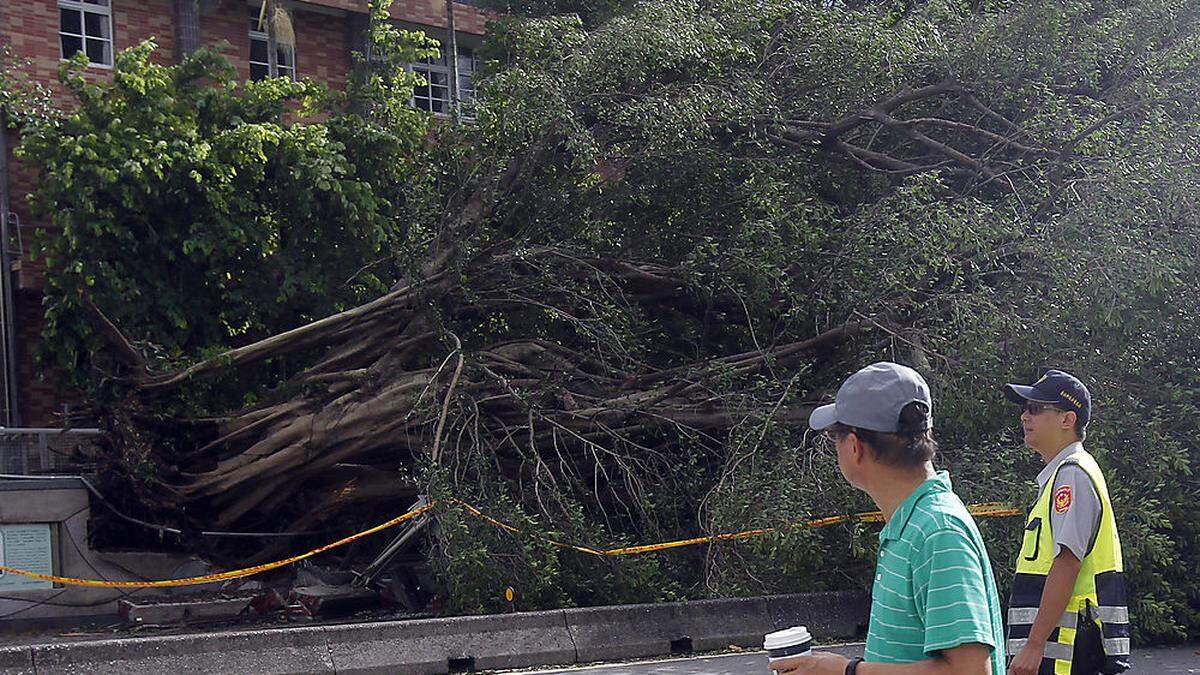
[506,643,1200,674]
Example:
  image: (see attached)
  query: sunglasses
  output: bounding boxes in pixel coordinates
[1023,401,1067,416]
[820,427,847,443]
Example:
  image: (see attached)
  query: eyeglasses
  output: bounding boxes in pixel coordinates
[1023,401,1066,416]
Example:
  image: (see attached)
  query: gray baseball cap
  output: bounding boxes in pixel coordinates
[808,362,933,433]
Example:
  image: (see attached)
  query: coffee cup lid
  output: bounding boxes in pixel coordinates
[764,626,811,651]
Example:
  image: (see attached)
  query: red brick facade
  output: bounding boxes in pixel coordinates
[0,0,489,426]
[304,0,488,34]
[292,8,354,91]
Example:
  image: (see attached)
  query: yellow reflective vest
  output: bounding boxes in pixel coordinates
[1007,447,1130,674]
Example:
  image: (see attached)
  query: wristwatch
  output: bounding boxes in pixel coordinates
[845,657,864,675]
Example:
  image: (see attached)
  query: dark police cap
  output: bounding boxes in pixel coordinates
[1004,369,1091,424]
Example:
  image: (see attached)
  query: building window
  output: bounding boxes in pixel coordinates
[456,50,480,102]
[248,7,296,81]
[412,47,478,116]
[59,0,114,67]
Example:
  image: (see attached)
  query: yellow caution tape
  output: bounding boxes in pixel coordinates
[452,499,608,556]
[454,499,1022,557]
[0,498,1020,588]
[0,502,436,589]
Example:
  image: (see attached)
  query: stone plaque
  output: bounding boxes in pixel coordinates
[0,523,55,591]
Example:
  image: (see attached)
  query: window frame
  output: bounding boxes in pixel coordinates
[410,45,478,118]
[247,6,297,81]
[455,50,481,103]
[58,0,115,69]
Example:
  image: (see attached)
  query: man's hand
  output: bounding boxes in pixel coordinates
[772,643,991,675]
[1007,642,1044,675]
[771,651,849,675]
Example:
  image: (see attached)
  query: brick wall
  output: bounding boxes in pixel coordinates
[4,121,59,425]
[0,1,179,108]
[1,0,182,248]
[203,1,255,81]
[12,291,63,426]
[390,0,489,34]
[7,126,39,276]
[293,8,353,90]
[2,1,75,109]
[0,1,488,105]
[300,0,489,34]
[115,0,179,64]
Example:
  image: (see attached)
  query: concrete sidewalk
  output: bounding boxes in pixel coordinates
[511,643,1200,674]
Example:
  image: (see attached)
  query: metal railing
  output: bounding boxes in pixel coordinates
[0,428,102,475]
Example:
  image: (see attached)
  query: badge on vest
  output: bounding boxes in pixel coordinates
[1054,485,1072,514]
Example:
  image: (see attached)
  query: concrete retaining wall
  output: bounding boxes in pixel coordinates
[0,478,213,625]
[31,626,335,675]
[328,610,578,674]
[565,591,867,662]
[0,591,868,674]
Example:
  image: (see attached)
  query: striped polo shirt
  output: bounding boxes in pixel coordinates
[865,471,1005,673]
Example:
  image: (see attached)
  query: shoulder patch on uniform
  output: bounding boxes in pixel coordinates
[1054,485,1072,514]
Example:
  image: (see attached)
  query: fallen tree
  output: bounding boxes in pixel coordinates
[19,0,1200,638]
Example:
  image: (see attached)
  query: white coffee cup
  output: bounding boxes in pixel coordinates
[764,625,813,666]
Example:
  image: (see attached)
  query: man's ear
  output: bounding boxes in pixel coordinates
[1062,410,1078,431]
[849,432,867,465]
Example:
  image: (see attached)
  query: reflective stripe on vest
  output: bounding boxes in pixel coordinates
[1007,639,1075,662]
[1006,448,1131,671]
[1008,608,1078,629]
[1105,638,1131,654]
[1094,606,1128,623]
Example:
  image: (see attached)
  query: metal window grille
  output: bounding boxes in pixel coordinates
[0,428,101,475]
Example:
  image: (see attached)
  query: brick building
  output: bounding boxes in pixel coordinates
[0,0,488,430]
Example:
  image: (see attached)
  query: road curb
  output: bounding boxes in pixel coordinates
[0,591,868,674]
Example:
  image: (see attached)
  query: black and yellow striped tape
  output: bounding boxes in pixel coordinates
[0,500,1020,588]
[0,502,436,589]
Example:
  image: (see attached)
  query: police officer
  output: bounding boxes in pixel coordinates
[1003,370,1130,675]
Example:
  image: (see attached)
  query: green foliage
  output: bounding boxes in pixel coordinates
[0,46,54,126]
[344,0,441,128]
[19,17,436,396]
[434,0,1200,641]
[428,462,680,615]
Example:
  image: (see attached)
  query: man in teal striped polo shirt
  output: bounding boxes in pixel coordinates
[773,362,1005,675]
